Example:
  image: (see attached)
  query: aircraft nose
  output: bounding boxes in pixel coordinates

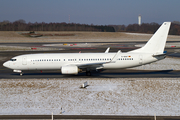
[3,61,9,68]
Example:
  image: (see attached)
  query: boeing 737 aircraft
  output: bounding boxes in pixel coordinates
[3,22,171,76]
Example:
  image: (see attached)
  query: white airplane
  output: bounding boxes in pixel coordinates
[3,22,171,76]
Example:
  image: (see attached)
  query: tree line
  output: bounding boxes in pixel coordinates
[111,21,180,35]
[0,19,180,35]
[0,19,115,32]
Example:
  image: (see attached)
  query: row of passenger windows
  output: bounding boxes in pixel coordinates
[31,58,133,62]
[31,59,61,62]
[71,58,112,61]
[31,58,112,62]
[118,58,133,60]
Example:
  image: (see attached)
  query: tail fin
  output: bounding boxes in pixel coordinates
[130,22,171,54]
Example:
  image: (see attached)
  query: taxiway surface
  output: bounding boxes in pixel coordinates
[1,115,180,120]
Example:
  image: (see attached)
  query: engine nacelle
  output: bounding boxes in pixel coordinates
[61,66,78,74]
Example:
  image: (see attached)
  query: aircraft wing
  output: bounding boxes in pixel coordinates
[76,62,107,69]
[67,50,121,69]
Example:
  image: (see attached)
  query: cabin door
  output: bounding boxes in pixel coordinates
[139,55,143,65]
[22,56,27,65]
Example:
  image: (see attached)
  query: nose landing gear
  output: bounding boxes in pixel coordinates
[13,70,23,76]
[20,72,23,76]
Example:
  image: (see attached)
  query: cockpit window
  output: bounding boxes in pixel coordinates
[10,59,17,61]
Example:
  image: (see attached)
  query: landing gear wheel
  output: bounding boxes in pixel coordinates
[20,72,23,76]
[86,71,91,76]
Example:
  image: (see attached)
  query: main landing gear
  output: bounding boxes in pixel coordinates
[86,71,91,76]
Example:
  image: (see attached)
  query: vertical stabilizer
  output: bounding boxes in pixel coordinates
[130,22,171,54]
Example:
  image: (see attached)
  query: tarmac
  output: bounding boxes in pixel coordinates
[1,115,180,120]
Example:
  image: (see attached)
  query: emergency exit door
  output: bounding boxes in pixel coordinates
[22,56,27,65]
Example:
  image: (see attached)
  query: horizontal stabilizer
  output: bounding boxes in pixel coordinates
[152,53,166,57]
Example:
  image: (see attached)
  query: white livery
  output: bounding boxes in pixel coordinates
[3,22,171,76]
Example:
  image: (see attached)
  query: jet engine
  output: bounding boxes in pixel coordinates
[61,66,79,74]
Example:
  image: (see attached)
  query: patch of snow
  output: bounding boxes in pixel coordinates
[0,78,179,116]
[125,33,151,36]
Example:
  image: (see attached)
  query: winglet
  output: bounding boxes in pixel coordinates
[105,47,110,53]
[110,50,121,63]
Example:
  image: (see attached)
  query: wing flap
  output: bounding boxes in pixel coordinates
[68,62,107,69]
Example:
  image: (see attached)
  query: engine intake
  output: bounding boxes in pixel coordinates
[61,66,78,74]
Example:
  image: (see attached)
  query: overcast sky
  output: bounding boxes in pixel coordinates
[0,0,180,25]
